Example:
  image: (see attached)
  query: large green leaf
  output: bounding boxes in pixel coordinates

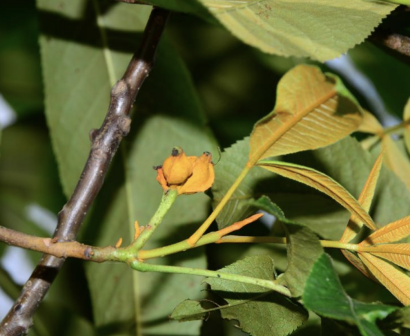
[172,256,307,336]
[126,0,396,62]
[0,2,43,116]
[196,0,396,62]
[212,136,410,239]
[37,1,216,335]
[0,122,64,236]
[303,254,397,336]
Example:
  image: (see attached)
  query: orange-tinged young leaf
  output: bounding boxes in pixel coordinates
[249,65,363,163]
[257,160,376,230]
[359,252,410,305]
[357,110,384,135]
[217,213,264,238]
[340,151,383,243]
[115,237,123,248]
[403,98,410,154]
[382,136,410,193]
[361,215,410,246]
[360,244,410,271]
[341,250,377,281]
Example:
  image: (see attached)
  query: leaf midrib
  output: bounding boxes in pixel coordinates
[250,88,336,164]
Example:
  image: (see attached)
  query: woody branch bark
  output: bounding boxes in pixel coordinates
[370,30,410,57]
[0,7,170,336]
[0,214,264,264]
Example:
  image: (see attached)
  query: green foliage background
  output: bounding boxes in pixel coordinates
[1,0,410,335]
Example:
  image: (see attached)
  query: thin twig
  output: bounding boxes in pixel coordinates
[0,7,170,336]
[0,214,264,262]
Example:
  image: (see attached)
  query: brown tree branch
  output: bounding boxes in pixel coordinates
[0,7,170,336]
[0,214,264,264]
[370,30,410,57]
[0,226,112,263]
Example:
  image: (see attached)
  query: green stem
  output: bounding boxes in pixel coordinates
[130,260,291,296]
[130,189,178,252]
[140,235,360,260]
[139,231,221,260]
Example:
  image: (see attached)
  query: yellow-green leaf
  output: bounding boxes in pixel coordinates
[340,151,383,243]
[361,244,410,271]
[359,253,410,305]
[198,0,396,61]
[403,98,410,154]
[357,111,383,150]
[361,216,410,246]
[358,110,384,135]
[249,65,363,163]
[257,160,376,230]
[382,136,410,193]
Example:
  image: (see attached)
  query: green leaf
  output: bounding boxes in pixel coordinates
[249,196,324,297]
[205,256,307,336]
[37,1,217,334]
[212,136,410,239]
[170,300,208,322]
[0,3,43,116]
[303,254,397,336]
[140,0,216,23]
[197,0,396,61]
[0,122,64,236]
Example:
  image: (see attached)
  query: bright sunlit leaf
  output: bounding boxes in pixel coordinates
[197,0,396,61]
[249,65,363,163]
[357,110,384,135]
[361,215,410,246]
[382,136,410,193]
[359,253,410,305]
[340,151,383,243]
[362,244,410,272]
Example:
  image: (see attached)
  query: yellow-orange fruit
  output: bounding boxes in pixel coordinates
[162,147,193,185]
[178,151,215,195]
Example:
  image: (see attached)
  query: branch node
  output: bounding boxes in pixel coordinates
[118,116,132,136]
[84,247,94,259]
[89,128,99,142]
